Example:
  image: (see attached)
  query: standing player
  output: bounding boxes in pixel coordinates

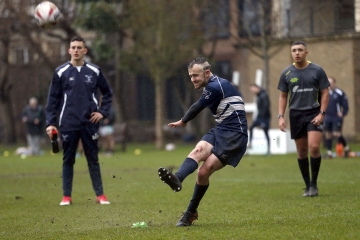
[158,57,248,226]
[45,36,113,206]
[278,41,329,197]
[248,84,271,155]
[323,77,350,158]
[21,97,45,156]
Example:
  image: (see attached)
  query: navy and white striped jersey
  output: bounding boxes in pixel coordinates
[198,75,247,134]
[324,87,349,122]
[46,61,113,132]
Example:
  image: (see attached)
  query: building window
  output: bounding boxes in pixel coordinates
[214,61,232,83]
[288,0,356,37]
[203,0,230,38]
[335,0,354,33]
[238,0,271,36]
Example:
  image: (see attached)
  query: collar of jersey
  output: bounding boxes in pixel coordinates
[293,60,311,65]
[69,60,87,67]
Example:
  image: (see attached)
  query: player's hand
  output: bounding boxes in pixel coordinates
[337,112,343,118]
[46,125,58,139]
[90,112,103,123]
[311,113,324,127]
[279,118,286,132]
[168,120,186,128]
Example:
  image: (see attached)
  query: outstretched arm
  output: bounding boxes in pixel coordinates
[168,100,205,128]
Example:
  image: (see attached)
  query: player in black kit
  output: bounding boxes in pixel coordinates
[277,41,330,197]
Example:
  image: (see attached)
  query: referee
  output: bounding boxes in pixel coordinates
[277,41,330,197]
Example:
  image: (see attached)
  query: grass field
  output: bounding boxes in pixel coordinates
[1,143,359,240]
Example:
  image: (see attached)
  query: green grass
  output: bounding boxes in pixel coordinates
[0,143,359,240]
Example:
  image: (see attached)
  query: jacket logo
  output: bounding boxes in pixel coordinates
[69,77,74,81]
[202,89,212,99]
[62,134,69,142]
[290,77,298,83]
[92,132,99,140]
[84,75,93,83]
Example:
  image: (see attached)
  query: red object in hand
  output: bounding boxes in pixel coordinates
[51,129,59,153]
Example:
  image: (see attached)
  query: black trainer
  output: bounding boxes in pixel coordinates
[176,211,198,227]
[158,167,182,192]
[303,187,310,197]
[309,184,318,197]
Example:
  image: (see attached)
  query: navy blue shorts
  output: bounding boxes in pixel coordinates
[202,128,248,167]
[289,108,322,139]
[323,119,343,132]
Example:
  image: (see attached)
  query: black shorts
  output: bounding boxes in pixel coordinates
[323,119,343,132]
[202,128,248,167]
[289,108,323,139]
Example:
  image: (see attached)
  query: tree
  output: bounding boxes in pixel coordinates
[125,0,213,149]
[0,0,90,144]
[73,0,217,148]
[0,7,16,143]
[74,0,129,123]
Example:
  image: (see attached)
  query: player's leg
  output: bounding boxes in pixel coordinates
[337,134,350,157]
[60,130,80,205]
[158,140,212,192]
[261,119,271,155]
[294,136,311,196]
[188,154,224,209]
[334,120,350,157]
[107,134,115,155]
[26,134,35,156]
[178,140,213,180]
[323,121,334,157]
[307,122,324,197]
[290,109,312,196]
[248,119,260,148]
[80,125,109,203]
[158,129,215,192]
[33,135,41,155]
[176,153,224,227]
[176,130,247,226]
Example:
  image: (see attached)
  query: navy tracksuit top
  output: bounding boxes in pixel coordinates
[46,61,113,132]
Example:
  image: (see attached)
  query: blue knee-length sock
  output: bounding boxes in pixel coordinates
[175,158,198,182]
[187,183,209,213]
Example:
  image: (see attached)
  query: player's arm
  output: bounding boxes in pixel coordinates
[90,70,113,124]
[45,73,62,128]
[311,87,329,126]
[168,101,205,128]
[278,91,287,132]
[318,87,329,122]
[182,101,206,123]
[97,70,113,118]
[341,92,349,116]
[45,73,62,139]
